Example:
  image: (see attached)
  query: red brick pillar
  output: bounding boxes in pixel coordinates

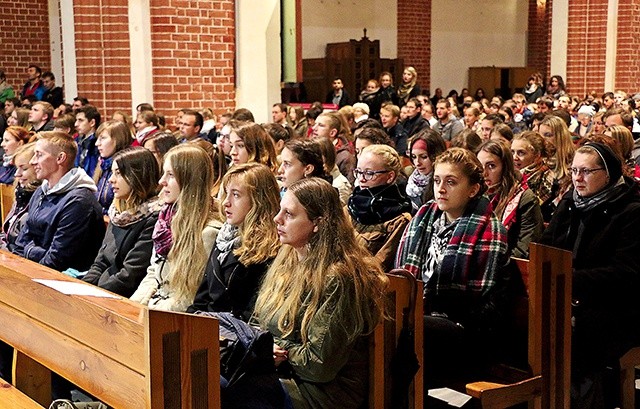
[566,0,608,96]
[150,0,236,121]
[615,0,640,93]
[397,0,431,93]
[527,0,552,81]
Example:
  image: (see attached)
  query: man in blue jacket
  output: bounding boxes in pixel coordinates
[13,131,105,271]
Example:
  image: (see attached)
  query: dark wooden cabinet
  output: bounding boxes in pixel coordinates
[301,35,403,104]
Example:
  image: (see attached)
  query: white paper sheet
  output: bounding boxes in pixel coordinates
[33,279,120,299]
[428,387,472,407]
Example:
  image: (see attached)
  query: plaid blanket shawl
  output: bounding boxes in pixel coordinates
[395,196,507,296]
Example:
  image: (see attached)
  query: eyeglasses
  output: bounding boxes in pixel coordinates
[570,167,605,176]
[353,168,390,181]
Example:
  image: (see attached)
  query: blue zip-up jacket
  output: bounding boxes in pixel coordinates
[13,168,106,271]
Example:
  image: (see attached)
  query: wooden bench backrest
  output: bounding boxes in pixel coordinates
[0,183,14,224]
[369,269,424,409]
[527,243,572,409]
[0,250,221,409]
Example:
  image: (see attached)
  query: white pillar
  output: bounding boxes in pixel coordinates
[236,0,282,123]
[604,0,618,91]
[128,0,154,114]
[549,0,568,79]
[60,0,78,102]
[48,0,63,87]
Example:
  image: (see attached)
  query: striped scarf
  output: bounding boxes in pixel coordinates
[395,196,507,296]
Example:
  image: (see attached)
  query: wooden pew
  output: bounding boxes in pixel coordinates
[466,243,573,409]
[0,183,14,224]
[620,346,640,409]
[0,250,221,409]
[369,269,424,409]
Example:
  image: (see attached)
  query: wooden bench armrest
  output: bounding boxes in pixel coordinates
[465,376,543,409]
[0,378,43,408]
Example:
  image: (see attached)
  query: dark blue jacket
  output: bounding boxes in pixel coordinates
[13,168,105,271]
[75,133,100,177]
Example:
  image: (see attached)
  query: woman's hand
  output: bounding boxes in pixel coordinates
[273,344,288,367]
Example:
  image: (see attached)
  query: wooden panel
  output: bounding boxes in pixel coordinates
[0,184,14,225]
[0,252,145,373]
[302,58,327,103]
[0,378,42,409]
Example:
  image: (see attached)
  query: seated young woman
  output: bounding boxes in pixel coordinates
[94,120,135,214]
[187,163,281,321]
[395,147,510,390]
[511,131,555,207]
[541,141,640,407]
[0,142,40,251]
[405,128,447,214]
[130,144,222,312]
[0,126,34,184]
[82,147,161,297]
[254,177,388,409]
[477,140,544,259]
[348,144,411,271]
[228,120,279,174]
[277,138,326,197]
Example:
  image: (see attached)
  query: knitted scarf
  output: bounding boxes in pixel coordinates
[215,222,240,264]
[108,197,161,228]
[395,196,507,296]
[521,162,554,205]
[406,169,431,198]
[152,203,176,258]
[348,183,411,225]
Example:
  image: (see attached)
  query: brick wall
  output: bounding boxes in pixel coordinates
[150,0,236,123]
[397,0,431,92]
[73,0,131,117]
[565,0,607,97]
[527,0,552,81]
[0,0,51,95]
[615,0,640,93]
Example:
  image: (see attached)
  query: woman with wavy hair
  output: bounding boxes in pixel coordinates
[83,147,161,296]
[228,121,279,174]
[511,131,555,209]
[131,144,222,311]
[538,115,575,218]
[188,163,280,321]
[397,66,421,107]
[254,177,388,409]
[477,140,544,258]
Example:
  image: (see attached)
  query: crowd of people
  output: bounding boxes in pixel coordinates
[0,63,638,408]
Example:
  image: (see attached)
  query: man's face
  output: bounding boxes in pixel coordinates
[558,97,570,111]
[42,76,55,90]
[30,140,59,181]
[180,114,200,138]
[72,100,83,112]
[436,103,448,120]
[27,67,39,81]
[405,102,420,119]
[605,114,624,129]
[538,102,549,113]
[75,113,95,136]
[272,106,286,124]
[312,115,334,139]
[332,79,343,91]
[29,104,47,125]
[379,109,398,128]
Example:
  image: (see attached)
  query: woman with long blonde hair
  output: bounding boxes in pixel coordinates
[130,144,221,311]
[538,115,575,217]
[254,177,388,409]
[188,163,280,320]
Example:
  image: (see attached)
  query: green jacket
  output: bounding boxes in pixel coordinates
[0,82,14,104]
[266,278,369,409]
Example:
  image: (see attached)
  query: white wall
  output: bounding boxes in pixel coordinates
[431,0,528,93]
[236,0,281,123]
[301,0,397,59]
